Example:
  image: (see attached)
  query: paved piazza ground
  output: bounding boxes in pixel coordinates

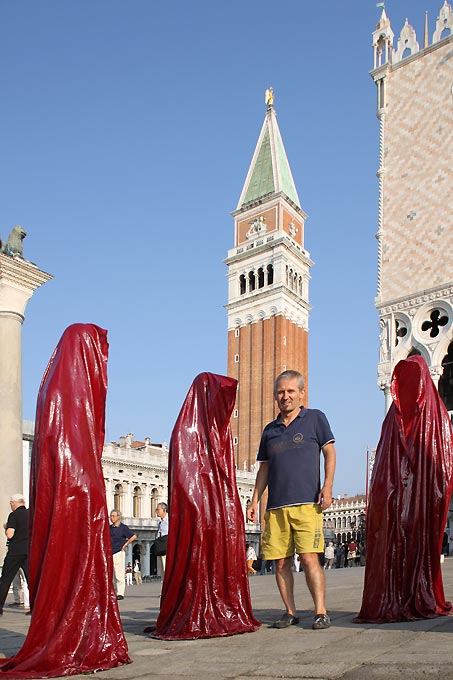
[2,559,453,679]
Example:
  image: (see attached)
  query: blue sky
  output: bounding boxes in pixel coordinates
[0,0,444,495]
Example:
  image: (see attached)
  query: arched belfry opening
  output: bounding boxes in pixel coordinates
[439,341,453,412]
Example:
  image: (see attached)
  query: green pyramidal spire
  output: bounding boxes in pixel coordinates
[237,90,300,210]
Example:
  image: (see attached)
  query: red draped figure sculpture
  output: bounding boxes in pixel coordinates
[152,372,260,639]
[355,355,453,623]
[0,324,130,677]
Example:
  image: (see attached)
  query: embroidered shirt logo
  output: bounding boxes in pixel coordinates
[293,433,304,444]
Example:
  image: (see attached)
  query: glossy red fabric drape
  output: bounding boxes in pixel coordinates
[355,355,453,623]
[153,372,260,640]
[0,324,130,677]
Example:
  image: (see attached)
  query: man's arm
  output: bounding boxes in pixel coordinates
[122,532,137,551]
[318,442,336,509]
[246,461,269,523]
[5,513,16,541]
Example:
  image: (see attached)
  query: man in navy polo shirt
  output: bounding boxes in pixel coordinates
[247,370,336,630]
[110,510,136,600]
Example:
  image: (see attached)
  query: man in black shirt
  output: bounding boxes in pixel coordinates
[0,494,29,615]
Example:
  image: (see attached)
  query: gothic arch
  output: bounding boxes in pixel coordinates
[439,339,453,411]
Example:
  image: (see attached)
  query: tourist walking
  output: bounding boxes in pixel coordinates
[0,494,29,616]
[155,503,169,578]
[347,540,358,567]
[134,559,142,584]
[324,542,335,569]
[246,543,257,575]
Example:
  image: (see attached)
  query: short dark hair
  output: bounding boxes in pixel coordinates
[274,370,305,394]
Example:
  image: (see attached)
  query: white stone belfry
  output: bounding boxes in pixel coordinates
[0,252,52,562]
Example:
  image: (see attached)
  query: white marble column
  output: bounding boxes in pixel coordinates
[0,254,52,563]
[104,478,113,512]
[124,482,132,518]
[144,540,151,577]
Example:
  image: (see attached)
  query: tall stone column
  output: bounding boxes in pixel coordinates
[144,540,151,577]
[0,253,52,563]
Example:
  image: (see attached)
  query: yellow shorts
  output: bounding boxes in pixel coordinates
[261,504,324,559]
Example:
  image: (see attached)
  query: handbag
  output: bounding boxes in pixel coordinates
[150,534,168,557]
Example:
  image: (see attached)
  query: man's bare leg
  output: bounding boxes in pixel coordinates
[275,556,297,616]
[299,552,326,614]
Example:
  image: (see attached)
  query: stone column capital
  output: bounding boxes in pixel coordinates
[0,254,52,316]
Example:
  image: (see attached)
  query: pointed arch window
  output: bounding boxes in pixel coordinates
[239,274,246,295]
[439,341,453,412]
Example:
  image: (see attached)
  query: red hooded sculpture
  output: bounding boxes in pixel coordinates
[355,355,453,623]
[152,372,260,639]
[0,324,130,677]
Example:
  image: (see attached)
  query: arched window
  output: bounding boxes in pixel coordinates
[239,274,246,295]
[258,267,265,288]
[267,264,274,285]
[248,271,256,292]
[150,488,159,516]
[133,486,142,518]
[114,483,123,513]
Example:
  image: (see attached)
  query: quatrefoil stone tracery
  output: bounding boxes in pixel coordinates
[421,309,449,338]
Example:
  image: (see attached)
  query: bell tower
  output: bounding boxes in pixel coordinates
[226,90,313,470]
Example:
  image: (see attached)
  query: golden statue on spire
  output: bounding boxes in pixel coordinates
[265,87,274,107]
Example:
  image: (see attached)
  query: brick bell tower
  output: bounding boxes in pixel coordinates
[226,89,313,471]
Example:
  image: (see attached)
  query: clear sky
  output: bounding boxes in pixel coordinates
[0,0,445,496]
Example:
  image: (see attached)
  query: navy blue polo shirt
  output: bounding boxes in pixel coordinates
[110,522,134,555]
[257,407,334,510]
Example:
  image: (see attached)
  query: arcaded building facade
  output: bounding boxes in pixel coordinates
[22,430,259,576]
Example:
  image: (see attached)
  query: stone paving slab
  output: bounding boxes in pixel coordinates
[1,560,453,679]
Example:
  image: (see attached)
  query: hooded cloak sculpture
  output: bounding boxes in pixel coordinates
[152,372,260,639]
[0,324,130,677]
[355,355,453,623]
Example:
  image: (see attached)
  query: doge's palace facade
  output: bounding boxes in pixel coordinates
[371,4,453,411]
